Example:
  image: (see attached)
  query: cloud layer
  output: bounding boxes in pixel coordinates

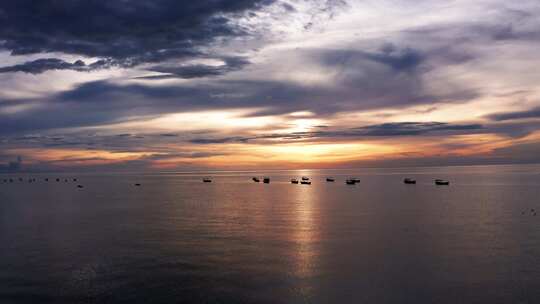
[1,0,540,170]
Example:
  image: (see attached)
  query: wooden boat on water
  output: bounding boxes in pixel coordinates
[301,176,309,181]
[300,180,311,185]
[346,178,360,184]
[435,179,449,185]
[252,177,260,182]
[203,178,212,183]
[291,179,299,184]
[345,179,356,185]
[326,177,335,182]
[404,178,416,184]
[263,177,270,183]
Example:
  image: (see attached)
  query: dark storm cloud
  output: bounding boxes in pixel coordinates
[0,58,112,74]
[137,56,251,79]
[318,46,425,72]
[484,121,540,138]
[0,69,479,136]
[0,121,484,152]
[347,122,483,136]
[317,41,476,75]
[0,0,273,71]
[487,107,540,121]
[322,45,427,72]
[186,120,540,146]
[0,4,534,140]
[189,122,484,144]
[190,136,251,144]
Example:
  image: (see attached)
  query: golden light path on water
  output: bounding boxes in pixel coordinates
[291,169,320,296]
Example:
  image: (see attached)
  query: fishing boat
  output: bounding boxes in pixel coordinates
[263,177,270,184]
[403,178,416,184]
[345,179,356,185]
[300,180,311,185]
[291,178,299,184]
[203,178,212,183]
[301,176,309,181]
[435,179,449,185]
[252,177,260,182]
[326,177,335,182]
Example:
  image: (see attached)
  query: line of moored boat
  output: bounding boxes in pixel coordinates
[0,177,146,189]
[200,177,450,185]
[1,176,449,187]
[2,177,79,183]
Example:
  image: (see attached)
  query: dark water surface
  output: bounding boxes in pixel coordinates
[2,165,540,303]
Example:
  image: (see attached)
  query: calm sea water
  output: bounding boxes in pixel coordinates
[2,165,540,303]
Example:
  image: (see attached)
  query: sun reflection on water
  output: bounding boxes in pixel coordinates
[291,170,320,281]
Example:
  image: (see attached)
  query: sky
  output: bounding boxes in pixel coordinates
[1,0,540,172]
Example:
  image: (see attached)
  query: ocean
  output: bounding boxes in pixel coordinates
[1,164,540,303]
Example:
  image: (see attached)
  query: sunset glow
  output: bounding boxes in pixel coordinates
[1,0,539,172]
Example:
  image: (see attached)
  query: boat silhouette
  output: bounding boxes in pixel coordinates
[404,178,416,184]
[434,179,449,185]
